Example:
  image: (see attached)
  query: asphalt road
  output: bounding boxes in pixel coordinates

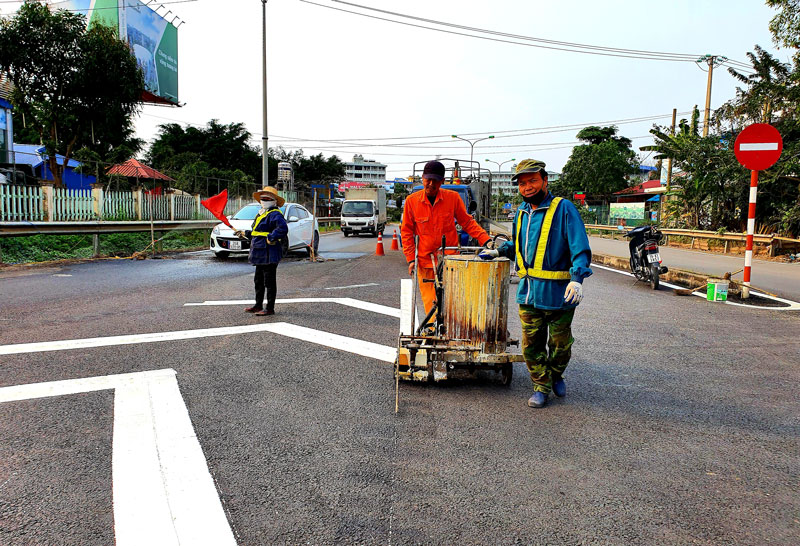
[1,229,799,545]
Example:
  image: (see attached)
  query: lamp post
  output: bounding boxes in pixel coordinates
[451,134,494,174]
[485,158,515,220]
[261,0,269,187]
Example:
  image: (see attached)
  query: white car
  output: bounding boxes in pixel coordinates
[210,202,319,259]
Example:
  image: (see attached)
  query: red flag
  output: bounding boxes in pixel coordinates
[201,189,234,229]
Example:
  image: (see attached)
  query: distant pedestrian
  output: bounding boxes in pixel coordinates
[234,186,288,316]
[479,159,592,408]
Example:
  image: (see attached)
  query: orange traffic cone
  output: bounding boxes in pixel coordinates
[375,232,385,256]
[390,230,400,251]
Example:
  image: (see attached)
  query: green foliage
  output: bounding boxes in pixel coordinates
[559,126,639,199]
[0,1,144,185]
[0,231,208,264]
[767,0,800,52]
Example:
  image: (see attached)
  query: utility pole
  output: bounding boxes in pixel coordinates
[697,54,727,137]
[261,0,269,187]
[666,108,676,192]
[451,134,495,175]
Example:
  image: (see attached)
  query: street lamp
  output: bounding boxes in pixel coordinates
[261,0,269,187]
[485,159,516,221]
[451,134,494,174]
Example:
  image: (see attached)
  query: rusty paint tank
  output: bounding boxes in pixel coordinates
[441,255,510,354]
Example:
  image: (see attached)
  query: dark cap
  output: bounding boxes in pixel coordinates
[422,160,445,182]
[511,159,547,182]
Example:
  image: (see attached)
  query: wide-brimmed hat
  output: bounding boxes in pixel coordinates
[511,159,547,182]
[252,186,285,206]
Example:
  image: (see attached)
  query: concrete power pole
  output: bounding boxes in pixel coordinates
[261,0,269,188]
[698,54,727,137]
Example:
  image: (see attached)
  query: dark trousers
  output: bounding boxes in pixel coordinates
[254,263,278,311]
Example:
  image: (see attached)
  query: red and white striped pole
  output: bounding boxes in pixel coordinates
[742,170,758,299]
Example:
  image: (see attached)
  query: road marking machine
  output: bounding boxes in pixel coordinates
[394,236,523,412]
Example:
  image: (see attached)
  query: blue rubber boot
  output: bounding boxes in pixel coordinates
[552,377,566,398]
[527,391,548,408]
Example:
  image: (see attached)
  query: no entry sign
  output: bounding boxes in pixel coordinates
[734,123,783,171]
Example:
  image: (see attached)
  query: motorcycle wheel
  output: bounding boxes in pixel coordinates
[649,263,660,290]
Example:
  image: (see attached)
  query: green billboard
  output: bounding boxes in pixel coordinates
[56,0,179,105]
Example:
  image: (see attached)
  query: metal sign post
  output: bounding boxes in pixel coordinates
[733,123,783,299]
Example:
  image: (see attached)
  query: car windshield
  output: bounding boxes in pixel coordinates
[231,204,289,220]
[342,201,374,216]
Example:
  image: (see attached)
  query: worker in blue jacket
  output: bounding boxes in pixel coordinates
[479,159,592,408]
[234,186,289,317]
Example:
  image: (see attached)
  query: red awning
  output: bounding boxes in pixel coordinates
[107,158,174,181]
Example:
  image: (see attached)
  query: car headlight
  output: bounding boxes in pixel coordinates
[368,220,374,226]
[212,225,220,235]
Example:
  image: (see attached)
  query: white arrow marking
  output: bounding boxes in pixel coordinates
[739,142,779,151]
[0,322,397,361]
[0,369,237,546]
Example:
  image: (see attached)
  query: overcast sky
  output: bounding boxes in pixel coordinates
[4,0,785,176]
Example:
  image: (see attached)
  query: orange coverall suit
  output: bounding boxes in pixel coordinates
[401,189,490,313]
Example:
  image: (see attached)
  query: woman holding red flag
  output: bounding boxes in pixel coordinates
[233,186,289,316]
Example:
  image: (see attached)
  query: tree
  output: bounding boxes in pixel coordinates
[768,0,800,53]
[148,120,262,180]
[0,1,144,186]
[558,125,639,200]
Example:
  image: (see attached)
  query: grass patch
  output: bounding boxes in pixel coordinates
[0,230,209,264]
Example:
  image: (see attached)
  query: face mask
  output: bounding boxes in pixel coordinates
[261,199,276,209]
[523,189,547,206]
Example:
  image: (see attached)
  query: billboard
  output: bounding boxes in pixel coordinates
[609,202,646,221]
[56,1,179,105]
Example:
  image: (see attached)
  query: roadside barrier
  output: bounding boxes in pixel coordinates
[375,232,385,256]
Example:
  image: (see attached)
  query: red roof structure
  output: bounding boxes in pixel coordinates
[106,158,174,181]
[614,179,663,196]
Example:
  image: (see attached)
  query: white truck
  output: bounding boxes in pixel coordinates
[340,187,387,237]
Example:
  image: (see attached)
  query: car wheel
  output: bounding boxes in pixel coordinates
[343,231,349,237]
[214,251,229,259]
[281,237,289,256]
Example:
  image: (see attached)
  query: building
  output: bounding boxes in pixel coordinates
[482,168,561,196]
[341,154,387,190]
[13,144,96,189]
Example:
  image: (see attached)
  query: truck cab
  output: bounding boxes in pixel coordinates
[340,187,387,237]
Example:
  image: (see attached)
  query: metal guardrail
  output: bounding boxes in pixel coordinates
[585,224,800,255]
[0,220,218,237]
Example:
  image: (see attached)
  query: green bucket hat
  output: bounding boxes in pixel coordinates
[511,159,546,182]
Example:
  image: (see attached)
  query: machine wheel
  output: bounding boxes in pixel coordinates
[214,251,229,259]
[649,264,660,290]
[500,363,513,386]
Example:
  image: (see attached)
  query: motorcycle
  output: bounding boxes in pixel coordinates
[623,225,669,290]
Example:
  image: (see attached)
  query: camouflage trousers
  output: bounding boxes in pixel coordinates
[518,305,575,394]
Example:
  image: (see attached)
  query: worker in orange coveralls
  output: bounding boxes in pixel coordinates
[401,160,491,314]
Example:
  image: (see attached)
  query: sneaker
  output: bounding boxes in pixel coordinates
[255,309,275,316]
[552,377,566,398]
[245,306,262,313]
[527,391,548,408]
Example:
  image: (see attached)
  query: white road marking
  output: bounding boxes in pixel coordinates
[184,297,401,318]
[399,279,420,335]
[0,322,398,361]
[0,369,237,546]
[324,283,380,290]
[591,263,800,311]
[53,274,73,277]
[739,142,779,151]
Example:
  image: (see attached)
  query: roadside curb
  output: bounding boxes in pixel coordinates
[591,252,800,311]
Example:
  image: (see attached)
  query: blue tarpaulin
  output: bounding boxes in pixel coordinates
[646,195,661,202]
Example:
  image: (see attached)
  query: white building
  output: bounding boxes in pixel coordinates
[343,154,387,188]
[482,168,561,196]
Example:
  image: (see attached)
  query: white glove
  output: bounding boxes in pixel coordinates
[564,281,583,304]
[478,249,499,260]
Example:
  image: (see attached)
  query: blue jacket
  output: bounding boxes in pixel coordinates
[499,193,593,310]
[246,207,288,265]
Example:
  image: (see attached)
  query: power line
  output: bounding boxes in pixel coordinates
[300,0,752,66]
